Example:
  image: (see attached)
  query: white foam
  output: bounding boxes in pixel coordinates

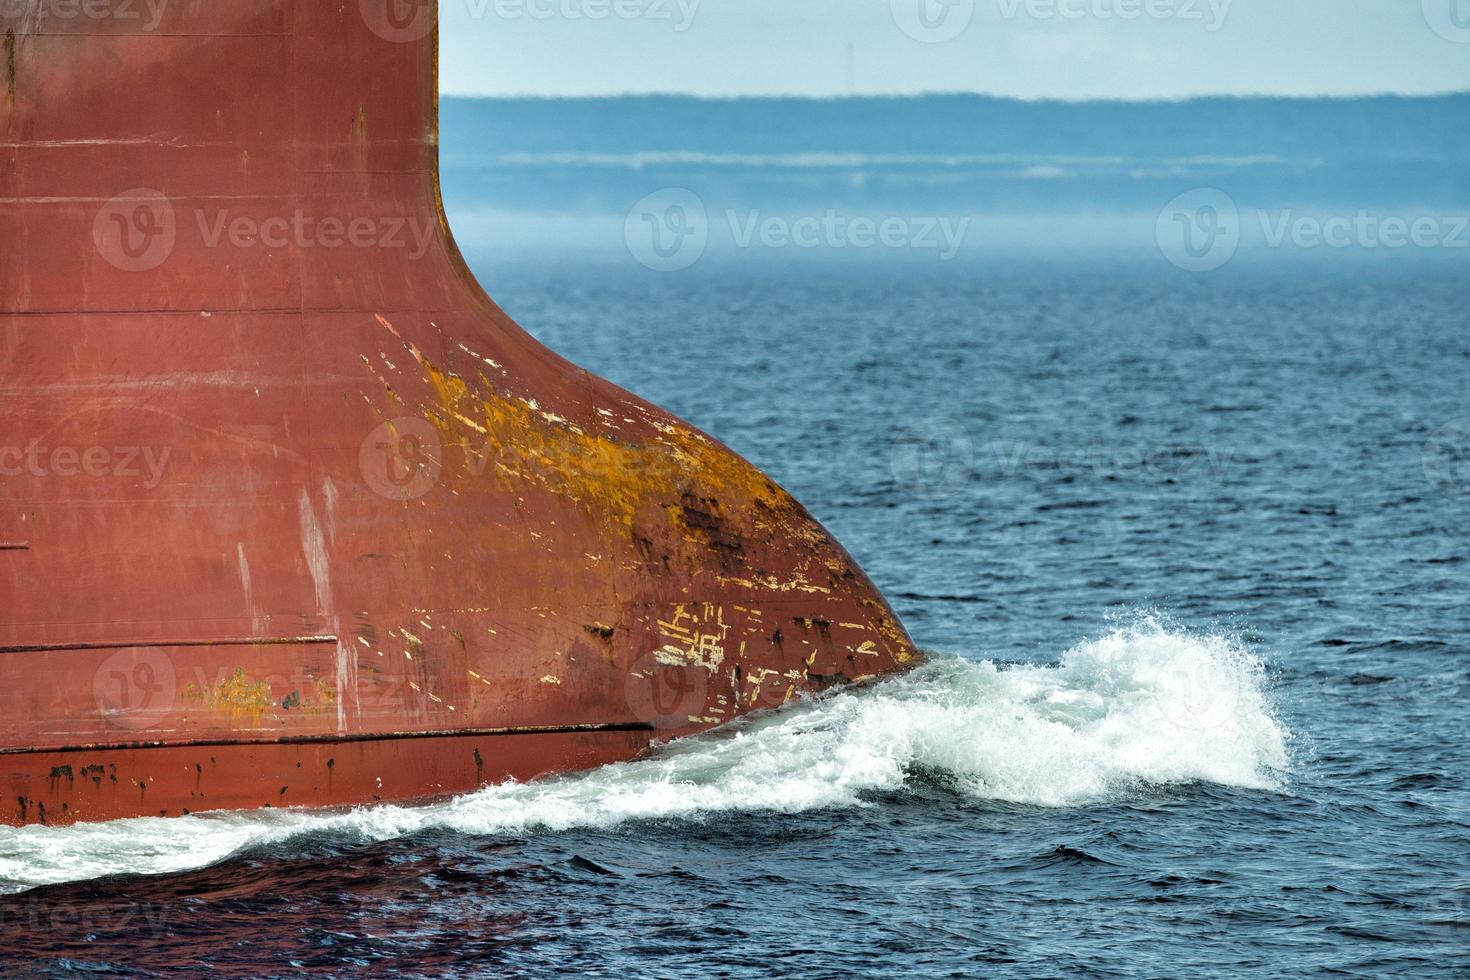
[0,617,1290,894]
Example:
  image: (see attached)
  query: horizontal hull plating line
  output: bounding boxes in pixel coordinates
[0,723,658,757]
[0,636,339,654]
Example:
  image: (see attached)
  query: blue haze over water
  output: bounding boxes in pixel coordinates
[440,93,1470,256]
[1,96,1468,977]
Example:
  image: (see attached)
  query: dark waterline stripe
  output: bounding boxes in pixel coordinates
[1,723,657,758]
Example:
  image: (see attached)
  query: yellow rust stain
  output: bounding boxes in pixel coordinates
[655,603,729,672]
[4,31,15,106]
[864,604,915,664]
[741,667,781,706]
[2,31,14,107]
[362,353,878,614]
[718,573,831,596]
[365,346,921,670]
[181,669,276,725]
[419,359,794,536]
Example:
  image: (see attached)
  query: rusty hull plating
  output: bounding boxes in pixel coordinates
[0,1,915,827]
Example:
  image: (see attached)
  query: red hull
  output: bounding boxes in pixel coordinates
[8,728,658,827]
[0,1,914,827]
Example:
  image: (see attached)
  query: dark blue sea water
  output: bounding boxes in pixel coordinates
[3,254,1468,977]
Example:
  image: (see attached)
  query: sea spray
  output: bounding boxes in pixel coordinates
[0,618,1289,895]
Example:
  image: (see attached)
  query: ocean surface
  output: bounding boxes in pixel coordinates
[3,254,1469,977]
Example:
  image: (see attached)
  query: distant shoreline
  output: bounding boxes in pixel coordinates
[442,90,1470,106]
[438,91,1470,252]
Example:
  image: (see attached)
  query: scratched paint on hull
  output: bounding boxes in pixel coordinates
[0,0,916,827]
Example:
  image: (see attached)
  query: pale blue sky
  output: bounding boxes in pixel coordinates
[439,0,1470,99]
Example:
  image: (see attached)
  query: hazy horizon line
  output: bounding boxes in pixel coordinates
[440,88,1470,104]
